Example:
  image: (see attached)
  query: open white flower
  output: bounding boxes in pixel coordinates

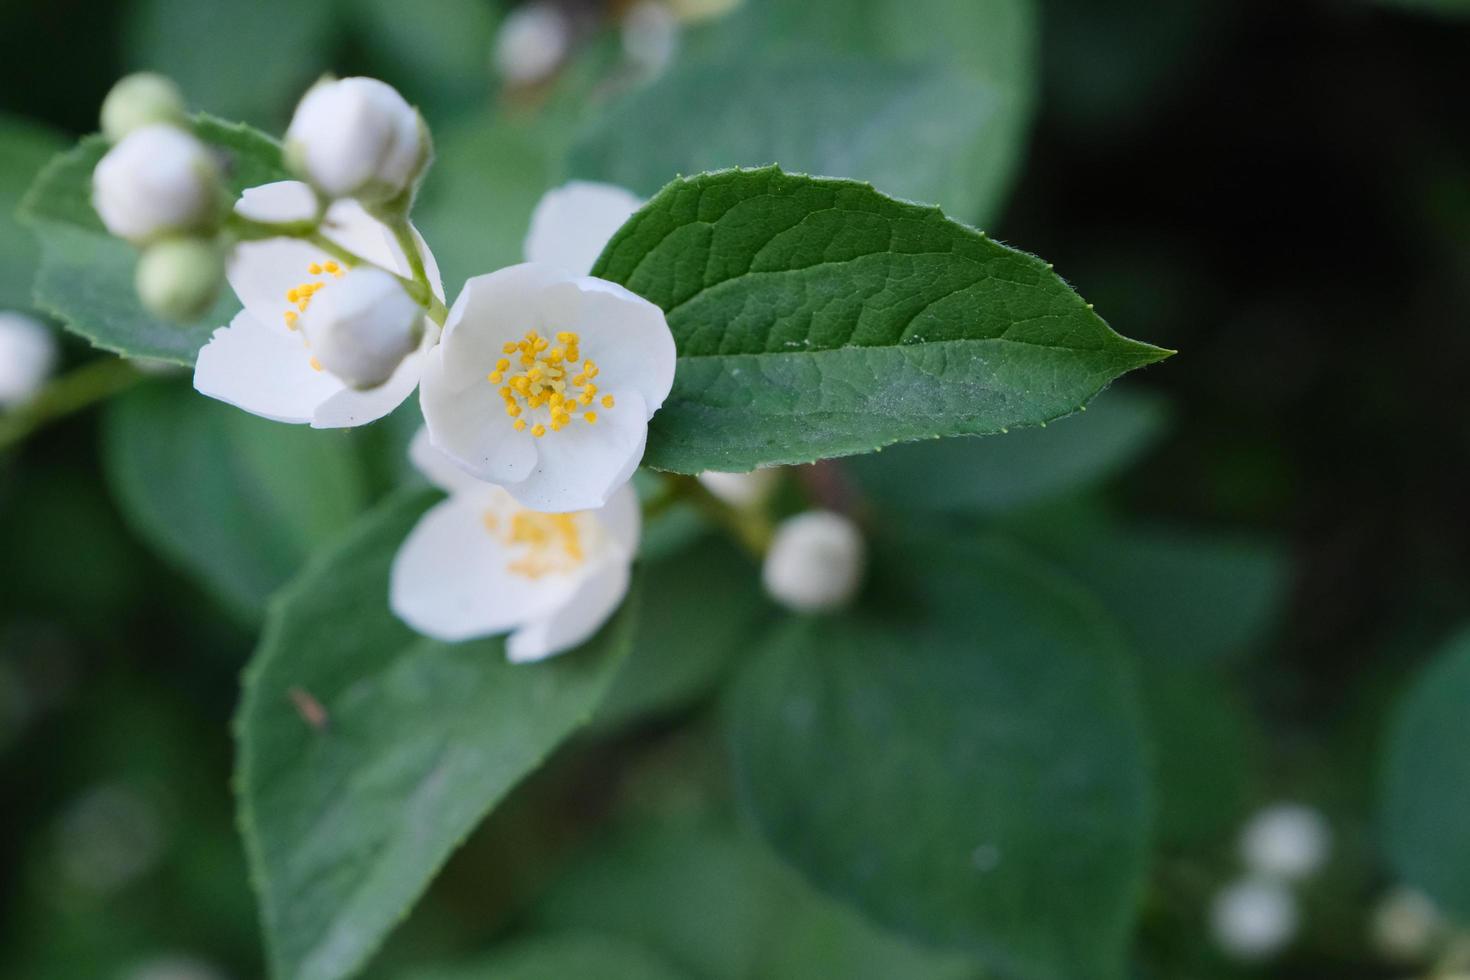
[92,124,220,243]
[192,181,442,427]
[391,429,639,661]
[285,77,426,204]
[0,312,58,407]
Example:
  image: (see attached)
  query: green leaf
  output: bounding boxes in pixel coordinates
[572,0,1036,227]
[101,380,369,621]
[20,117,289,364]
[725,535,1151,980]
[846,387,1170,514]
[1382,627,1470,921]
[0,113,64,310]
[594,167,1170,474]
[537,821,979,980]
[395,933,691,980]
[237,491,638,980]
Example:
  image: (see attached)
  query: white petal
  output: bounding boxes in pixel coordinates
[390,494,581,643]
[192,311,342,423]
[323,198,445,301]
[507,390,648,512]
[311,346,422,428]
[235,180,317,223]
[598,483,642,556]
[408,426,490,496]
[523,181,643,276]
[418,343,538,483]
[507,557,630,663]
[544,276,676,415]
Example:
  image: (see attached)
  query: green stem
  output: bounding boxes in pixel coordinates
[0,358,145,452]
[659,473,774,557]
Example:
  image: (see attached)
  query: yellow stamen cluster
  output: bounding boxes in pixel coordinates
[282,260,344,329]
[482,509,586,579]
[489,329,611,437]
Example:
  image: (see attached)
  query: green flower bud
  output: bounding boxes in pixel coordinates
[100,73,187,144]
[136,237,224,321]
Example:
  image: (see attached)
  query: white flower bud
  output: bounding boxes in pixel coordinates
[100,73,186,143]
[698,468,779,508]
[762,510,865,613]
[92,125,221,244]
[300,266,421,390]
[1210,877,1298,961]
[1371,886,1443,962]
[0,312,58,407]
[285,77,427,204]
[667,0,742,22]
[493,4,570,86]
[623,1,679,77]
[1239,803,1332,881]
[135,237,223,321]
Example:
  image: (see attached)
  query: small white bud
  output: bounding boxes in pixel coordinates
[493,4,571,86]
[1210,876,1298,961]
[762,510,865,613]
[92,125,221,244]
[300,266,421,390]
[100,73,186,143]
[666,0,742,22]
[0,312,58,407]
[698,468,779,508]
[135,237,223,321]
[285,77,427,204]
[1239,803,1332,881]
[1371,886,1443,962]
[622,1,679,77]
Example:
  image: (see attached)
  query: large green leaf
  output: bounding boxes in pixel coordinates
[396,933,691,980]
[725,535,1151,980]
[537,821,979,980]
[237,491,638,980]
[846,386,1170,514]
[595,167,1170,473]
[102,380,369,621]
[0,114,64,309]
[572,0,1036,228]
[20,117,289,363]
[1381,628,1470,921]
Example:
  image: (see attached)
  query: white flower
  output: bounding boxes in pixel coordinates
[1239,803,1332,881]
[193,181,443,427]
[493,4,571,86]
[0,312,58,407]
[92,124,221,243]
[1210,876,1298,961]
[762,511,865,613]
[1371,886,1443,962]
[391,429,639,662]
[100,72,186,143]
[419,263,675,512]
[524,181,643,277]
[622,1,679,77]
[285,77,426,203]
[300,266,422,389]
[698,469,779,508]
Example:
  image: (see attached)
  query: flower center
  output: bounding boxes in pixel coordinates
[282,260,345,372]
[482,508,586,579]
[488,329,616,438]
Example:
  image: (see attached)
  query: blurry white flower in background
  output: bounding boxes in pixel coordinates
[119,954,229,980]
[666,0,742,22]
[698,469,779,508]
[523,181,642,277]
[0,312,58,407]
[493,3,571,87]
[622,1,679,77]
[391,430,639,661]
[53,782,166,896]
[1371,886,1444,962]
[762,510,866,613]
[1239,802,1332,881]
[1210,876,1298,961]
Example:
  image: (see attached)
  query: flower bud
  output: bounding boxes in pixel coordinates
[1210,877,1297,961]
[284,78,427,204]
[493,4,570,86]
[100,73,186,143]
[92,125,221,244]
[300,266,421,390]
[1239,803,1331,881]
[0,312,58,407]
[1371,886,1443,962]
[698,468,778,508]
[762,510,865,613]
[622,1,679,77]
[135,237,223,321]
